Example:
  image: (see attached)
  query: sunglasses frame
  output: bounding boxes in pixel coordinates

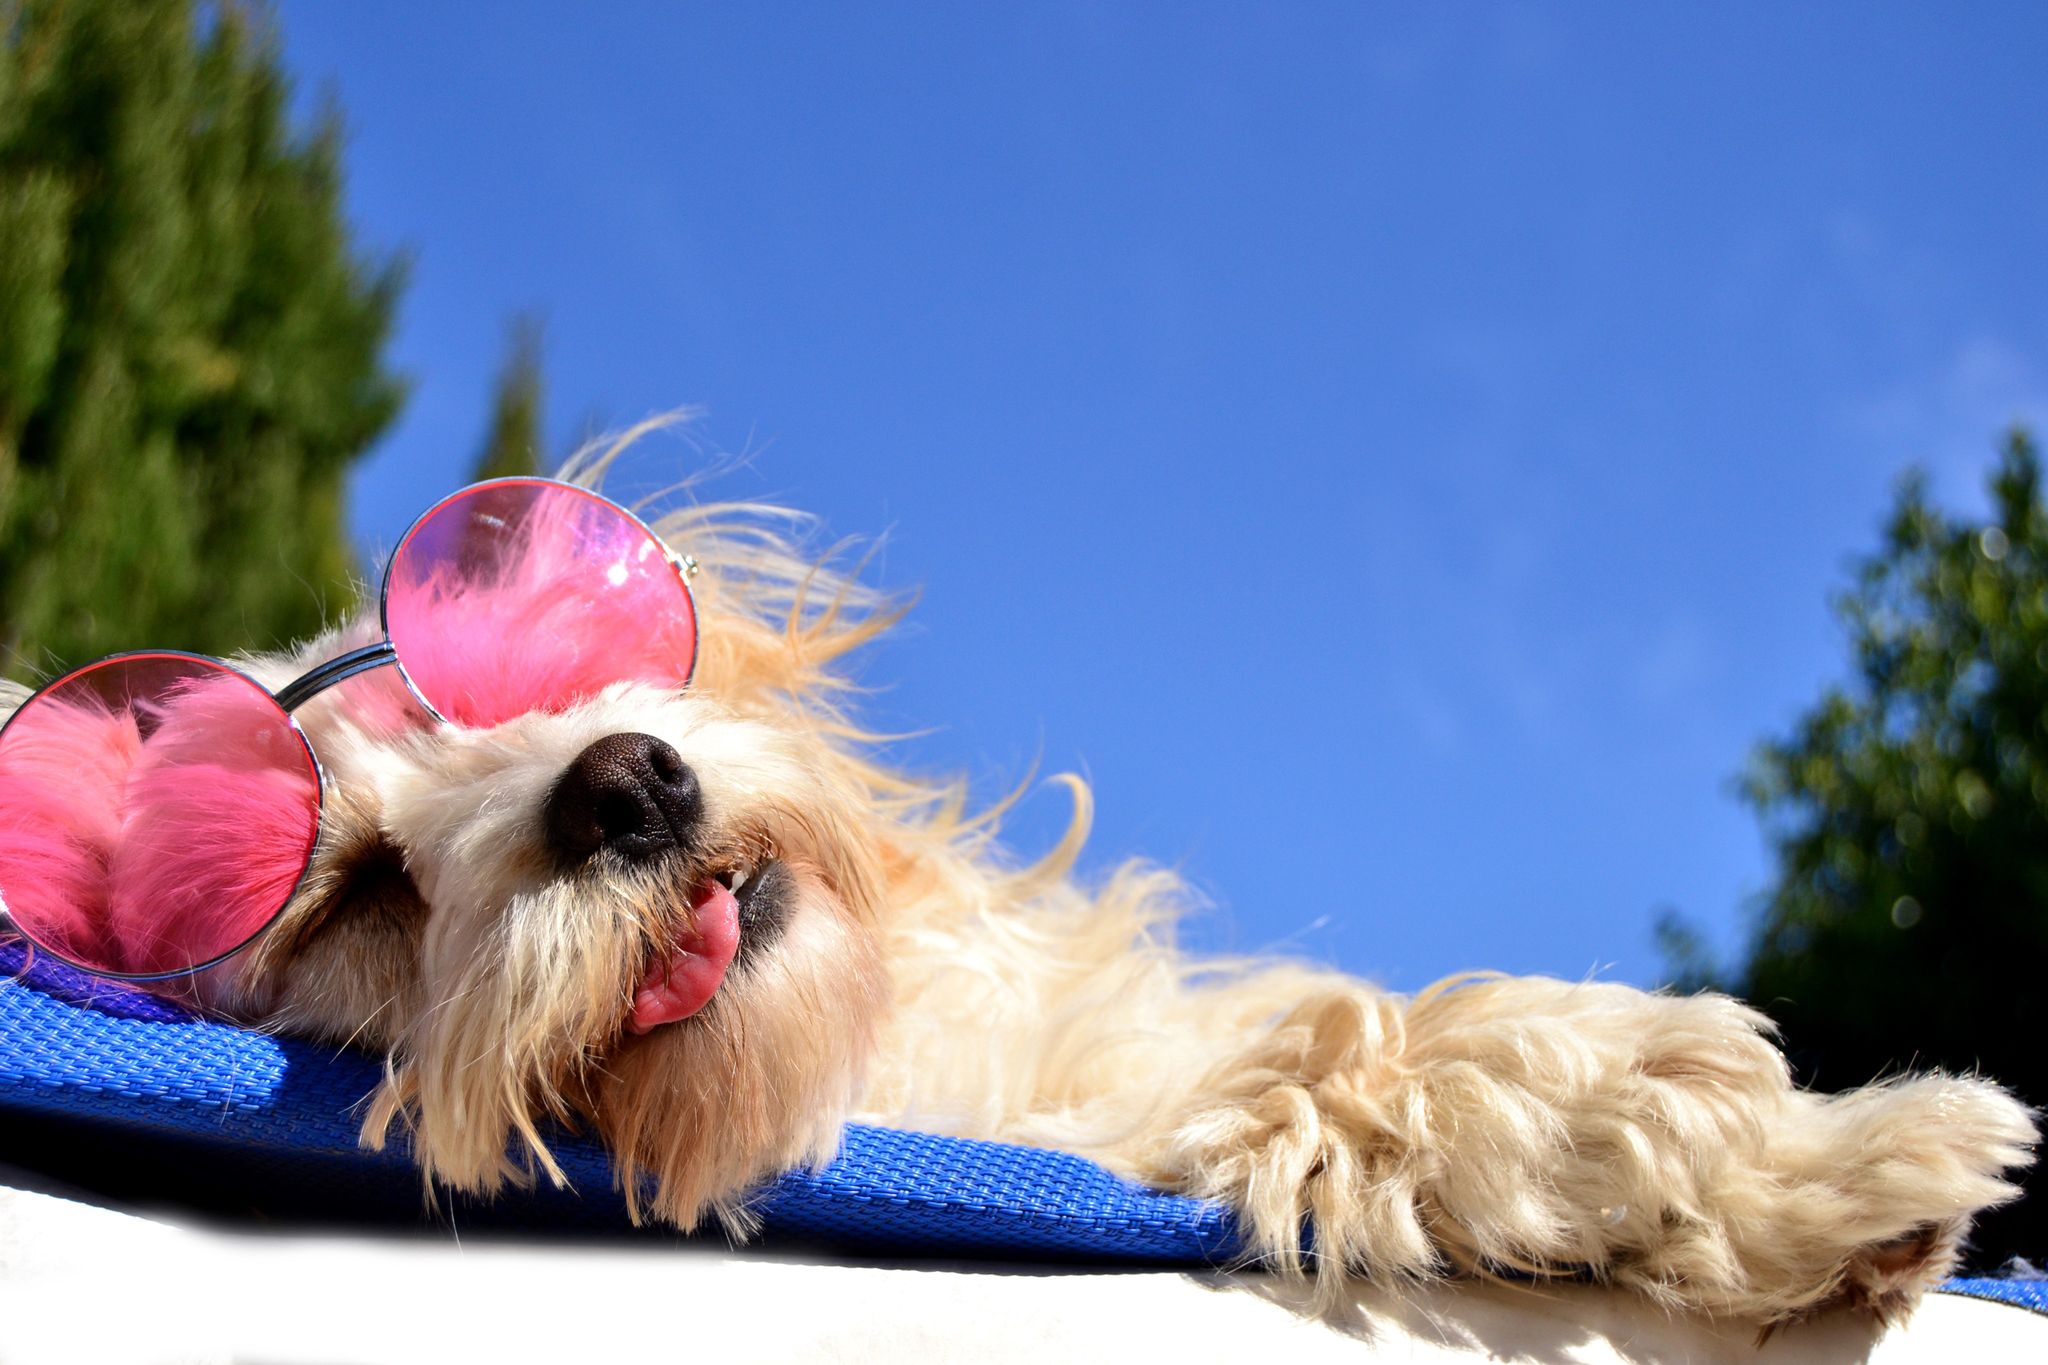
[0,476,700,982]
[0,649,326,982]
[277,476,701,717]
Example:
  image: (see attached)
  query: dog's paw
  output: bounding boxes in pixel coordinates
[1831,1221,1961,1324]
[1146,987,1451,1303]
[1798,1074,2037,1322]
[1145,976,2038,1326]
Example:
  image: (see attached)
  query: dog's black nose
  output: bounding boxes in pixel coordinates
[544,732,701,864]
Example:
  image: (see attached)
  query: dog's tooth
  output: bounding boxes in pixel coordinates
[729,866,751,894]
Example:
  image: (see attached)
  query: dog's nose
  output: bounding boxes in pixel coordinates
[544,732,701,864]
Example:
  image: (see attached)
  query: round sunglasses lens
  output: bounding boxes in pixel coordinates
[384,480,699,728]
[0,655,320,979]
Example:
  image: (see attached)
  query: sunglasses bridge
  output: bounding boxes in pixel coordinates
[272,641,400,714]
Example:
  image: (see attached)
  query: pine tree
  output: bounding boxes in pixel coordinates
[470,313,546,482]
[0,0,404,681]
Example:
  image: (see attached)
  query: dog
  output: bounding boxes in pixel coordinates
[4,433,2036,1325]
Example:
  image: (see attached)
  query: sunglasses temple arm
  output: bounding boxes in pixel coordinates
[272,641,400,714]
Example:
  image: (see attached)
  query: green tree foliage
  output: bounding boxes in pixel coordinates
[470,313,545,482]
[0,0,403,680]
[1669,429,2048,1264]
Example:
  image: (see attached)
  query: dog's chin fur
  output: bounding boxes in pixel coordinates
[11,431,2035,1327]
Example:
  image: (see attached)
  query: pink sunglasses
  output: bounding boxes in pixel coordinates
[0,478,699,982]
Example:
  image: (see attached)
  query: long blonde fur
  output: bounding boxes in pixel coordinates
[55,420,2032,1327]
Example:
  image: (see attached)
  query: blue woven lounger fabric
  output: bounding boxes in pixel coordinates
[0,940,1238,1263]
[2,938,2042,1316]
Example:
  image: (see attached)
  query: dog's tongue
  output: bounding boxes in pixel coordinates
[628,880,741,1034]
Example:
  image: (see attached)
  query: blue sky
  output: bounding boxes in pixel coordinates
[276,4,2048,991]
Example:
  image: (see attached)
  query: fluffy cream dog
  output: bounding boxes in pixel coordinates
[106,433,2039,1324]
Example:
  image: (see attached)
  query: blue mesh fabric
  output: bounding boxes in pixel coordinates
[1939,1276,2048,1316]
[0,939,2037,1309]
[0,942,1238,1262]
